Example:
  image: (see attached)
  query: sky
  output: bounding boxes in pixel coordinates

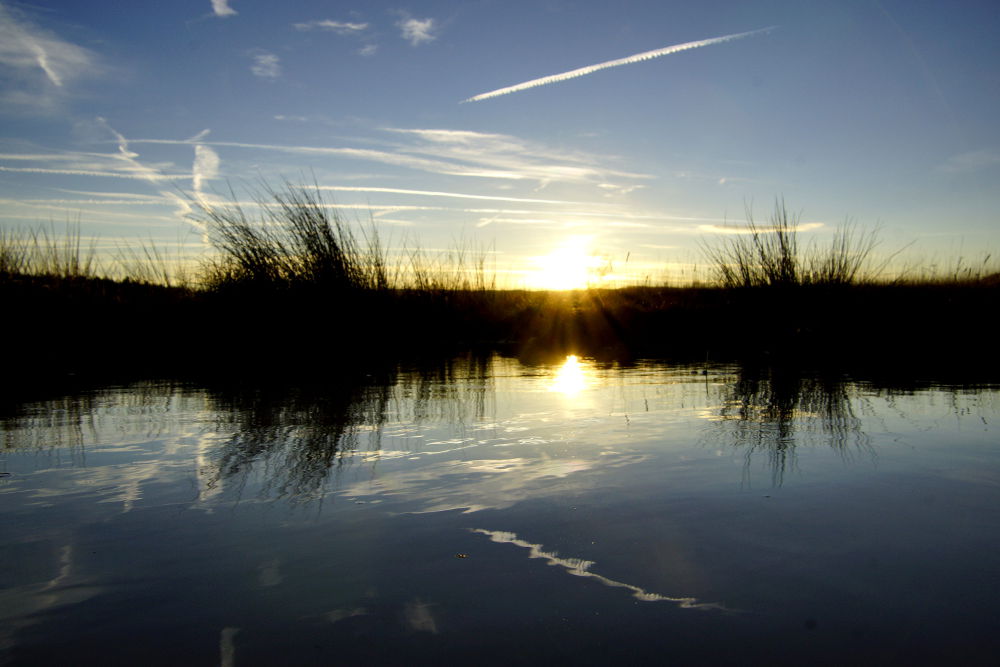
[1,0,998,287]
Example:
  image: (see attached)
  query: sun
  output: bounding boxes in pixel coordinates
[527,236,604,290]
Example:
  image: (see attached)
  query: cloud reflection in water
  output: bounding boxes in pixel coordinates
[471,529,730,611]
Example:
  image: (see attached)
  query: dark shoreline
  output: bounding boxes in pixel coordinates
[4,273,998,388]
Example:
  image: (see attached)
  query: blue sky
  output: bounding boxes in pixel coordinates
[1,0,998,285]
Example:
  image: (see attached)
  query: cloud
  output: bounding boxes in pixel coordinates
[385,127,649,186]
[129,137,478,175]
[0,165,186,180]
[938,149,1000,174]
[15,198,170,205]
[96,117,200,225]
[219,627,240,667]
[293,19,368,34]
[211,0,237,18]
[190,129,223,209]
[698,221,824,235]
[192,144,220,195]
[187,128,211,142]
[358,44,378,57]
[54,189,170,201]
[0,145,192,188]
[128,126,649,189]
[250,52,281,79]
[0,3,101,110]
[398,17,437,46]
[464,26,774,102]
[311,185,580,205]
[403,599,438,634]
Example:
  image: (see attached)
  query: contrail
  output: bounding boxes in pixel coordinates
[463,26,774,103]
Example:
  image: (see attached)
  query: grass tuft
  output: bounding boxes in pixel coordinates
[701,200,882,288]
[196,185,389,294]
[0,223,97,281]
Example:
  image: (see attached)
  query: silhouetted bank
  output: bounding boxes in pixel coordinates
[4,275,998,383]
[3,191,998,382]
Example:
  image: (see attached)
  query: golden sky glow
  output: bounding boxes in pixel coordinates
[527,236,606,290]
[2,3,998,282]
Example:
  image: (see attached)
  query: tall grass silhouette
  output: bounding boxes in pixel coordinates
[0,223,97,280]
[700,200,883,288]
[2,187,998,378]
[198,186,390,294]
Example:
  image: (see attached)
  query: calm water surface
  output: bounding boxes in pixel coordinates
[2,356,999,665]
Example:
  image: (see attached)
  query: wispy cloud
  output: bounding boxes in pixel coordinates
[13,198,171,206]
[129,131,647,187]
[96,118,200,226]
[125,124,651,192]
[190,129,223,210]
[0,197,183,226]
[938,149,1000,174]
[0,3,101,109]
[397,17,437,46]
[0,165,186,180]
[464,26,774,102]
[211,0,237,18]
[698,221,824,235]
[133,137,490,177]
[358,44,378,57]
[293,19,368,34]
[192,143,220,196]
[311,185,580,205]
[0,151,128,162]
[386,127,649,186]
[0,145,188,180]
[55,189,169,201]
[250,52,281,79]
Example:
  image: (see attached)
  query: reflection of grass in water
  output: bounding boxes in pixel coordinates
[204,377,394,502]
[0,380,192,455]
[0,357,497,504]
[713,369,874,487]
[202,356,494,503]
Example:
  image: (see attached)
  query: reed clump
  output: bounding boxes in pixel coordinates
[198,186,390,295]
[701,200,882,288]
[0,223,97,281]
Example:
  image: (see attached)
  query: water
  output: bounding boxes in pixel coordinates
[2,356,999,665]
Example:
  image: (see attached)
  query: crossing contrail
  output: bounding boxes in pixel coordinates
[462,26,774,103]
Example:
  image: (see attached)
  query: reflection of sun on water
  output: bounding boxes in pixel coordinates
[528,236,604,290]
[551,355,588,395]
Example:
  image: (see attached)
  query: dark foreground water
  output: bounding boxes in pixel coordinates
[2,356,999,665]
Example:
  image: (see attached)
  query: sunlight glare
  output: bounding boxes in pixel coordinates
[528,236,603,290]
[550,355,588,396]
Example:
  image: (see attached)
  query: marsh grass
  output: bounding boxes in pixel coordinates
[2,188,998,378]
[0,223,97,280]
[403,242,496,293]
[111,239,194,287]
[702,201,883,288]
[197,186,390,294]
[890,252,999,286]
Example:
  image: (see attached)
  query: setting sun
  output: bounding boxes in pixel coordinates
[527,236,605,290]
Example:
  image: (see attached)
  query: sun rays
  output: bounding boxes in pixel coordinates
[527,236,606,290]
